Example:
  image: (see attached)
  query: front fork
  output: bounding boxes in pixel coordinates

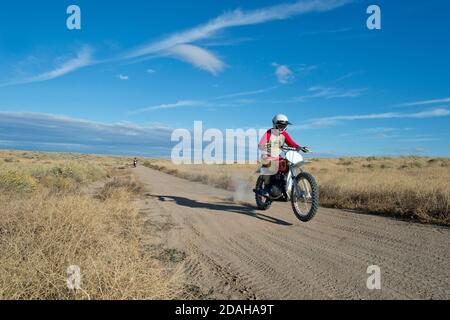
[287,166,309,200]
[286,167,298,200]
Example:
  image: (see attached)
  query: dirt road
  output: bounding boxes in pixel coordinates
[134,166,450,299]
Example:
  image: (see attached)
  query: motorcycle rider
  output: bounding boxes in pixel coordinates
[258,114,308,197]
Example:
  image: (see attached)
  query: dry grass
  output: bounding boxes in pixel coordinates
[97,170,144,201]
[141,157,450,225]
[0,150,180,300]
[2,149,448,298]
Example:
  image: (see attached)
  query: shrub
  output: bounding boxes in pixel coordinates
[98,175,143,201]
[0,170,37,193]
[338,160,353,166]
[400,161,423,169]
[0,190,180,299]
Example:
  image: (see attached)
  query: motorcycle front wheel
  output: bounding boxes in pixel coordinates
[291,172,319,222]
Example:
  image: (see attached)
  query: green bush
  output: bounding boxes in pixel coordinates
[0,170,37,193]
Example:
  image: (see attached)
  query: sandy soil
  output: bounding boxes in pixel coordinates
[134,165,450,300]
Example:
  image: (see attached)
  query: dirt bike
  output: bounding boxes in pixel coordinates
[133,159,138,168]
[253,146,319,222]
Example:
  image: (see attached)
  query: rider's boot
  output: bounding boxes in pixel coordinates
[262,175,272,197]
[257,175,271,198]
[255,186,270,198]
[256,184,270,197]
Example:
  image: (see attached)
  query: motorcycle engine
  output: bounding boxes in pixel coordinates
[269,174,286,199]
[269,185,283,199]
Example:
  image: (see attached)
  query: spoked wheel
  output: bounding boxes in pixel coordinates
[255,176,272,210]
[291,172,319,222]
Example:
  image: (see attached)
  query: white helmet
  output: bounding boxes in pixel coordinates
[272,114,292,132]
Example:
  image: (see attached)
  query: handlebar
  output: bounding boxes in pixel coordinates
[281,146,311,153]
[280,146,298,151]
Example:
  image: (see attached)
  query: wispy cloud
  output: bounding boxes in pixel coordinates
[118,74,129,80]
[130,100,206,114]
[333,70,365,82]
[1,46,93,87]
[298,64,319,73]
[123,0,351,73]
[300,86,366,99]
[397,97,450,107]
[127,0,350,58]
[131,86,278,114]
[2,0,351,84]
[199,36,255,47]
[168,44,225,75]
[360,127,412,137]
[272,63,294,84]
[215,86,278,99]
[299,27,352,37]
[294,108,450,129]
[260,85,366,104]
[340,127,414,139]
[397,137,440,142]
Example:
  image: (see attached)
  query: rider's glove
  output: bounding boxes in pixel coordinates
[299,146,310,153]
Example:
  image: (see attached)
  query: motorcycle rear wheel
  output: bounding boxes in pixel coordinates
[255,176,273,210]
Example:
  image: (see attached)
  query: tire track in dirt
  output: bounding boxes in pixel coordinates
[134,165,450,299]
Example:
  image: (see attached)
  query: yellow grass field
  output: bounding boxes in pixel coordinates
[0,150,180,300]
[1,150,449,299]
[141,156,450,225]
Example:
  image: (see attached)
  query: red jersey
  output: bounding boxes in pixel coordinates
[258,129,300,161]
[258,129,300,150]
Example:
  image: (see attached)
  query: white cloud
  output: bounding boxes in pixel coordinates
[127,0,350,58]
[272,63,294,84]
[147,69,156,74]
[302,86,366,99]
[397,137,440,142]
[334,70,364,82]
[130,100,206,114]
[300,27,352,37]
[168,44,225,75]
[298,64,319,72]
[408,108,450,118]
[118,74,129,80]
[1,1,352,85]
[397,97,450,107]
[2,46,93,86]
[215,86,278,99]
[361,127,412,135]
[293,108,450,130]
[124,0,351,73]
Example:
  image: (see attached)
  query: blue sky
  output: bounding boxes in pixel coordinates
[1,0,449,157]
